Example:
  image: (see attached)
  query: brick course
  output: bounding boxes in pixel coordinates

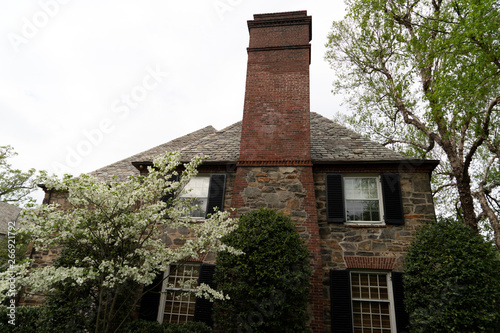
[239,11,311,164]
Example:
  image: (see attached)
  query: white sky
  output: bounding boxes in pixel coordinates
[0,0,347,203]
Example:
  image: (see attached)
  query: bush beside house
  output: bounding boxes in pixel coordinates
[404,219,500,332]
[213,208,311,332]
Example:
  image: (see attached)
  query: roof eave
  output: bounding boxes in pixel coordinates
[312,159,440,171]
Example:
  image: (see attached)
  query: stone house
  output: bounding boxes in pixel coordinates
[27,10,437,333]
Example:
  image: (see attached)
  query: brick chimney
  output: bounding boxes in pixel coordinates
[232,11,324,332]
[238,11,312,165]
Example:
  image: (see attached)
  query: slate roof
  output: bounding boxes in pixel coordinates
[89,126,217,181]
[90,112,417,181]
[310,112,411,162]
[0,202,22,235]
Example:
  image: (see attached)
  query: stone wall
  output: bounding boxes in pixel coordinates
[314,171,435,331]
[231,165,324,331]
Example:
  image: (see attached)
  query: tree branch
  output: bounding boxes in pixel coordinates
[464,96,499,171]
[432,182,456,196]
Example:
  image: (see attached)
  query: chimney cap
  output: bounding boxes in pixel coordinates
[248,10,312,42]
[252,10,308,20]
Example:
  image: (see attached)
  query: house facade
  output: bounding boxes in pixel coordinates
[26,10,437,333]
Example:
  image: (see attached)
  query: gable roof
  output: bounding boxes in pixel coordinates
[89,112,419,181]
[89,125,217,181]
[310,112,411,162]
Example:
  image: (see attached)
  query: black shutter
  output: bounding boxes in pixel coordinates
[330,270,353,333]
[138,272,164,321]
[392,272,410,333]
[194,263,216,327]
[326,174,346,223]
[381,173,404,225]
[205,174,226,218]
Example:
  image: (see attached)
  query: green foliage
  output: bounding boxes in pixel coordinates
[213,208,311,332]
[164,321,213,333]
[41,290,95,333]
[404,219,500,332]
[122,320,213,333]
[0,232,30,273]
[0,305,50,333]
[0,307,213,333]
[325,0,500,243]
[122,319,165,333]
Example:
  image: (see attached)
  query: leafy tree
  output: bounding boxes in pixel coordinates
[213,208,311,333]
[325,0,500,249]
[404,218,500,332]
[0,232,30,273]
[0,146,39,206]
[0,152,240,333]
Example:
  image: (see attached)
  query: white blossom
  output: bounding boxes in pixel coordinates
[0,152,241,305]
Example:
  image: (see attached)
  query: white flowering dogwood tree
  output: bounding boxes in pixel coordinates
[1,152,240,333]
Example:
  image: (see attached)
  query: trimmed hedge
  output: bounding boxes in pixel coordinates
[0,308,212,333]
[404,219,500,332]
[213,208,311,332]
[0,305,48,333]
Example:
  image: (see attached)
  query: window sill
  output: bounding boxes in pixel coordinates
[344,223,387,228]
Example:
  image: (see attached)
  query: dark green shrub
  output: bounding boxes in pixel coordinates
[44,246,139,332]
[122,320,213,333]
[0,305,49,333]
[404,218,500,332]
[0,232,30,273]
[164,321,213,333]
[122,319,165,333]
[213,208,311,332]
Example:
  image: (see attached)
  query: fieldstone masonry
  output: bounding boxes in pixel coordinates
[315,171,435,330]
[236,167,308,221]
[316,172,434,270]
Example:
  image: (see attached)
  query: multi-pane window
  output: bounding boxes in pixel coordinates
[344,177,382,222]
[157,263,200,324]
[179,176,210,218]
[351,272,395,333]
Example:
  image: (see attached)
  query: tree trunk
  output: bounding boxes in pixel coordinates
[454,171,479,231]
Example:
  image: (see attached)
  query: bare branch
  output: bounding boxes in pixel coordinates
[464,96,500,171]
[433,182,456,196]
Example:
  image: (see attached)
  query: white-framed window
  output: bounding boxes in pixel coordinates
[326,173,404,225]
[157,263,200,324]
[350,272,396,333]
[344,176,383,224]
[179,175,211,218]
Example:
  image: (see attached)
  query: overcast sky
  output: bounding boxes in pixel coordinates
[1,0,347,203]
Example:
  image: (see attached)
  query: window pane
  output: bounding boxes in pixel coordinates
[345,177,380,222]
[161,263,200,324]
[351,273,392,332]
[346,200,380,222]
[182,177,210,197]
[179,176,210,218]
